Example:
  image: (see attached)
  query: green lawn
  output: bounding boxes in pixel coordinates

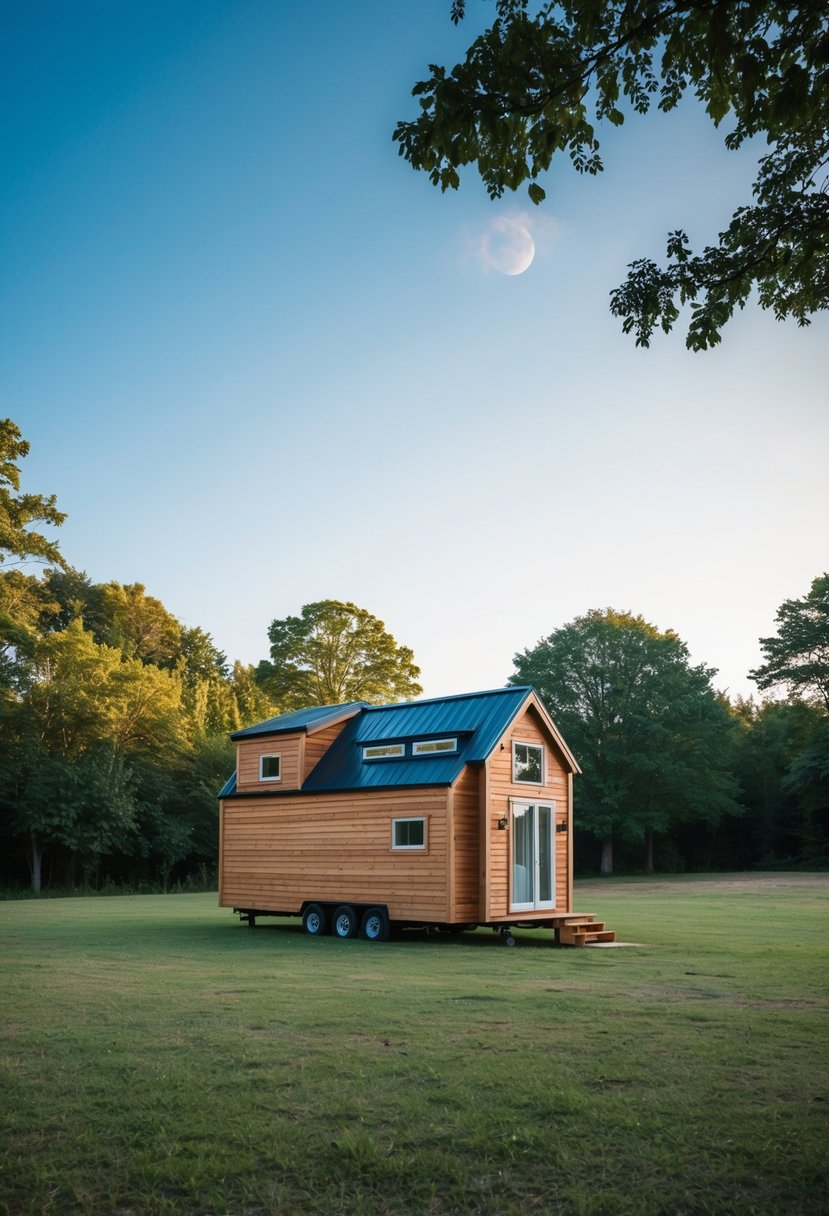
[1,875,827,1215]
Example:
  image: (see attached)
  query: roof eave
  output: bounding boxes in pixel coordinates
[230,701,365,741]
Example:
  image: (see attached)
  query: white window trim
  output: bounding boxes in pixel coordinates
[363,743,406,761]
[259,753,282,782]
[412,737,458,756]
[509,799,556,912]
[392,816,427,851]
[512,740,545,785]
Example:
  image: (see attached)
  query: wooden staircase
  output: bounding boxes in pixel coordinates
[555,914,616,947]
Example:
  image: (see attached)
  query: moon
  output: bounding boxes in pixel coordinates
[486,218,536,275]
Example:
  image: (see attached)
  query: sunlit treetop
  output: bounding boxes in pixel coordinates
[0,419,66,568]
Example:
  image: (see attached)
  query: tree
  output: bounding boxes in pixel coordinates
[511,608,741,872]
[750,573,829,711]
[395,1,829,349]
[731,697,828,866]
[6,622,186,888]
[15,746,137,891]
[0,420,67,694]
[256,600,423,710]
[0,419,66,567]
[85,582,183,668]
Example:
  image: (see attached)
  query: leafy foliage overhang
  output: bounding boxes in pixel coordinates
[395,1,829,348]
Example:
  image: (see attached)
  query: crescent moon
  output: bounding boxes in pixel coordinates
[486,219,536,275]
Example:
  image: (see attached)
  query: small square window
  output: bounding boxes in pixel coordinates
[513,742,543,785]
[260,754,281,781]
[392,817,426,850]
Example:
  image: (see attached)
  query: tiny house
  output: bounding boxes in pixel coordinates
[218,685,613,945]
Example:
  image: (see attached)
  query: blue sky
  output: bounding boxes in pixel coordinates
[3,1,827,702]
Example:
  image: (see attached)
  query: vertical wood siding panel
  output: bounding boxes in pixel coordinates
[451,766,480,920]
[487,705,573,917]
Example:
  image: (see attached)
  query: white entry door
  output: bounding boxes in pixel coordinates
[510,801,555,912]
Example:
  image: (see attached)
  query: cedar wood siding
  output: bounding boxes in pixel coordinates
[449,765,480,922]
[220,787,451,921]
[302,718,351,783]
[235,717,351,794]
[236,733,303,792]
[483,702,572,920]
[221,692,575,925]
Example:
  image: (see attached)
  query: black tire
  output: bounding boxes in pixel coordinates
[302,903,328,937]
[332,904,359,939]
[360,906,390,942]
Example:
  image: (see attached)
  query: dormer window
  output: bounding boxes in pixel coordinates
[412,737,457,756]
[362,743,405,761]
[259,754,281,782]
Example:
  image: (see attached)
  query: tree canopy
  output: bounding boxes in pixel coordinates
[511,608,741,872]
[256,600,423,710]
[0,418,66,568]
[395,1,829,349]
[750,573,829,711]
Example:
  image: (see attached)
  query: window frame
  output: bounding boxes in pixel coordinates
[512,740,545,786]
[509,799,556,912]
[391,816,427,851]
[411,737,458,757]
[362,743,406,762]
[259,753,282,782]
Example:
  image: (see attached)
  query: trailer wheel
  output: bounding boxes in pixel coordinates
[302,903,328,937]
[360,906,389,942]
[332,905,359,939]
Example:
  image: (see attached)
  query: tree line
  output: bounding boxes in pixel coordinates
[1,419,826,891]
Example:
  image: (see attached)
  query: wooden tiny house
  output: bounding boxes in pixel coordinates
[218,686,613,945]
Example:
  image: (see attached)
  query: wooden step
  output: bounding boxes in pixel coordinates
[558,926,617,947]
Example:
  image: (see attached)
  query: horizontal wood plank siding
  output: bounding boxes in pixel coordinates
[451,766,480,921]
[220,787,450,922]
[236,734,303,793]
[487,704,572,919]
[303,719,350,783]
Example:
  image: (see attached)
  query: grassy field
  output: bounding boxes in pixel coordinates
[0,875,827,1216]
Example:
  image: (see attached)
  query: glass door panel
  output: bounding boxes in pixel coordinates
[512,803,535,909]
[510,801,555,911]
[538,804,553,905]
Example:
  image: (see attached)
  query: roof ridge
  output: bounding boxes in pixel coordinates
[364,684,531,713]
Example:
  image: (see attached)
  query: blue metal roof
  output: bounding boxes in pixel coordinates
[301,686,532,792]
[230,701,365,740]
[217,771,237,798]
[218,686,552,797]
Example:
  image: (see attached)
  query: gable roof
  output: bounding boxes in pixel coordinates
[230,701,365,740]
[220,685,578,798]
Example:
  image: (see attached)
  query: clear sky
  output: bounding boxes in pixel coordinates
[3,1,827,703]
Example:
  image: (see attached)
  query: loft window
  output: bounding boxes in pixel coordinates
[259,754,281,781]
[412,737,457,756]
[513,741,544,785]
[392,817,426,850]
[362,743,405,761]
